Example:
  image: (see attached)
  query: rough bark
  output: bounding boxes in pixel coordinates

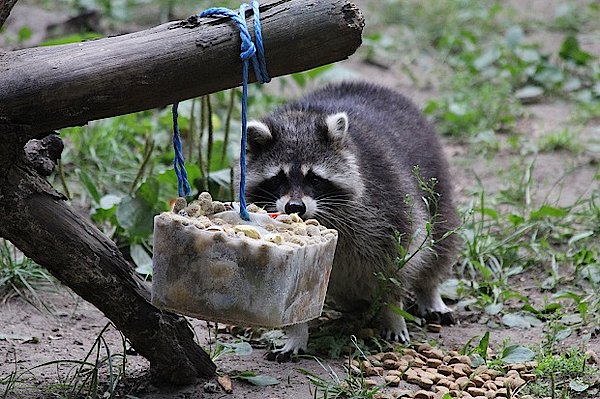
[0,0,364,139]
[0,0,18,28]
[0,137,216,384]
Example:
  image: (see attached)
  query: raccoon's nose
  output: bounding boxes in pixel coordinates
[285,199,306,216]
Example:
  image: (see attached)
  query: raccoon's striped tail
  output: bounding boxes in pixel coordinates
[171,1,270,221]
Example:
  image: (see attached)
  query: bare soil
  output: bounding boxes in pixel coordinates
[1,0,599,398]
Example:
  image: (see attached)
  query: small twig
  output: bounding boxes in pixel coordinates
[198,96,206,187]
[206,94,213,190]
[221,89,236,165]
[129,135,154,194]
[57,159,71,200]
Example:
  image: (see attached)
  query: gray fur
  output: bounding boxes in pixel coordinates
[239,82,460,351]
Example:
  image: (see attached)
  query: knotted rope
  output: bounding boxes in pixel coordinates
[172,0,270,221]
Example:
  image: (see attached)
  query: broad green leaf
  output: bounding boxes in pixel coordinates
[501,345,535,364]
[236,374,279,387]
[99,194,121,209]
[502,313,541,329]
[569,379,590,392]
[555,327,572,341]
[130,244,152,276]
[228,341,253,356]
[559,35,595,65]
[560,314,582,325]
[484,303,503,315]
[515,86,544,101]
[504,26,524,48]
[116,196,154,238]
[137,178,160,207]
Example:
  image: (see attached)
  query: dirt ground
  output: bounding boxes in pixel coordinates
[1,0,599,398]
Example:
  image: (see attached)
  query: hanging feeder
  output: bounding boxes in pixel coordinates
[152,192,338,327]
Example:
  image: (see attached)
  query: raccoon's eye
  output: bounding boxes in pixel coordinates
[307,173,323,186]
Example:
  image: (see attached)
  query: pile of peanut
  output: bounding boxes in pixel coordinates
[172,192,336,247]
[352,344,537,399]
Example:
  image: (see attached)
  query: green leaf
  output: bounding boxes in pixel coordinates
[501,345,535,364]
[502,313,542,329]
[130,244,153,276]
[530,205,568,220]
[236,373,279,387]
[137,178,160,207]
[99,194,121,210]
[568,231,594,246]
[387,303,416,322]
[78,169,101,203]
[504,26,523,48]
[41,32,103,46]
[559,35,595,65]
[116,196,154,238]
[18,26,32,42]
[477,332,490,359]
[515,86,544,101]
[229,341,253,356]
[569,379,590,392]
[484,303,503,315]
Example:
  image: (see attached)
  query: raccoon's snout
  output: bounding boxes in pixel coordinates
[284,199,306,217]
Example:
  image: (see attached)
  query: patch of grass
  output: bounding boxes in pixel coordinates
[522,348,599,398]
[424,73,521,141]
[537,129,582,153]
[1,323,128,399]
[451,159,600,336]
[299,343,384,399]
[0,240,56,311]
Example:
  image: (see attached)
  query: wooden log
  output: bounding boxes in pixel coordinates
[0,0,364,139]
[0,137,216,384]
[0,0,19,28]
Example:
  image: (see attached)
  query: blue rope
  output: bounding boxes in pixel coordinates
[172,102,192,197]
[172,1,270,221]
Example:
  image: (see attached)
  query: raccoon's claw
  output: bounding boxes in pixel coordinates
[381,327,410,344]
[381,308,410,343]
[265,322,308,362]
[265,348,304,363]
[424,310,456,325]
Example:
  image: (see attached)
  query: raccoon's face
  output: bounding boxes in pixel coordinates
[243,110,364,221]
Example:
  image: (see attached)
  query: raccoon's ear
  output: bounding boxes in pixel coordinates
[325,112,349,145]
[246,120,272,153]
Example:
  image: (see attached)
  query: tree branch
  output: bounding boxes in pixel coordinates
[0,0,19,29]
[0,0,364,140]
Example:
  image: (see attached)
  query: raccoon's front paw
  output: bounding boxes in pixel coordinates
[423,309,455,325]
[265,323,308,363]
[265,348,304,363]
[416,290,455,325]
[380,307,410,343]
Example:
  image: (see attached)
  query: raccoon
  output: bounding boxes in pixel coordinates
[240,81,460,361]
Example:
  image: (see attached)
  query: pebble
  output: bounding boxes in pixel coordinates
[385,375,401,386]
[427,323,442,333]
[413,390,434,399]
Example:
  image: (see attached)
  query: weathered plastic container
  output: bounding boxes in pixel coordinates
[151,209,338,327]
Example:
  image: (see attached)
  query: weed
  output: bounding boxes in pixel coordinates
[0,240,56,311]
[538,129,582,153]
[299,340,383,399]
[1,323,128,399]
